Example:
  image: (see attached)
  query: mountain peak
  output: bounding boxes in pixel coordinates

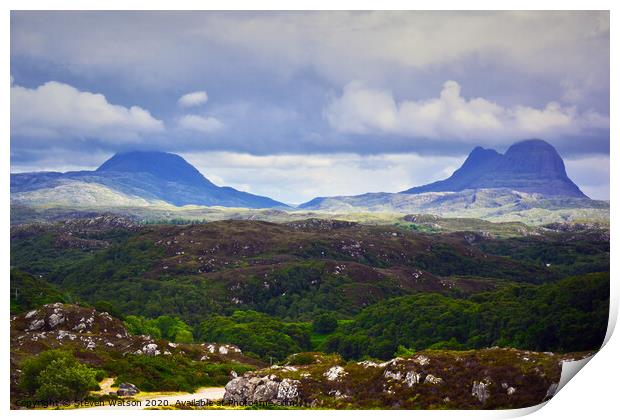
[403,139,587,198]
[9,150,289,208]
[459,146,502,171]
[96,150,214,187]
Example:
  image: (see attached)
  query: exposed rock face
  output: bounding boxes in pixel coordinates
[403,139,587,198]
[15,303,125,336]
[223,374,301,404]
[424,374,444,385]
[142,343,160,356]
[405,371,422,387]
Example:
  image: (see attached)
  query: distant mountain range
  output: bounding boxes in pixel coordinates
[402,139,586,198]
[299,139,590,211]
[11,139,594,213]
[11,151,287,209]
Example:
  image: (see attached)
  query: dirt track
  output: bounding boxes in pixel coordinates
[85,379,225,410]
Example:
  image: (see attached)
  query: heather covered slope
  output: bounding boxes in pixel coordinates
[223,348,590,409]
[10,216,608,324]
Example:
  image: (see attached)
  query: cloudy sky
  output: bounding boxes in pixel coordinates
[10,11,610,203]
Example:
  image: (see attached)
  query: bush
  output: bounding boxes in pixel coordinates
[19,350,100,401]
[394,345,416,358]
[104,354,253,392]
[312,313,338,334]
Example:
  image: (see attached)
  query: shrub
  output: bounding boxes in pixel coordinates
[312,313,338,334]
[105,354,253,392]
[20,350,100,401]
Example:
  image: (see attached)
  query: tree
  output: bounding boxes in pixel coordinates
[313,312,338,334]
[20,350,100,401]
[196,310,311,361]
[124,315,194,343]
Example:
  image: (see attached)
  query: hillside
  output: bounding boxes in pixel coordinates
[223,348,590,409]
[10,302,264,405]
[10,216,608,324]
[297,188,608,222]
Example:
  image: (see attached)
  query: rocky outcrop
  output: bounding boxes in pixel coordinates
[17,303,127,336]
[11,303,245,362]
[471,378,492,403]
[223,374,301,404]
[116,383,140,397]
[223,349,590,409]
[285,219,358,231]
[11,216,140,250]
[10,303,260,391]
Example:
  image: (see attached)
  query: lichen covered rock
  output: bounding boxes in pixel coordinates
[223,374,301,404]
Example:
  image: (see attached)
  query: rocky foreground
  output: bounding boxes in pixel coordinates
[10,303,592,410]
[11,303,244,361]
[224,350,588,409]
[10,303,261,396]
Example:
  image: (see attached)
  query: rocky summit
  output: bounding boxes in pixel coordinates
[403,139,586,198]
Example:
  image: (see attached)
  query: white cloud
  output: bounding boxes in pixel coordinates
[177,114,224,133]
[11,81,163,141]
[325,80,609,142]
[564,155,610,200]
[178,91,208,108]
[183,151,464,204]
